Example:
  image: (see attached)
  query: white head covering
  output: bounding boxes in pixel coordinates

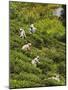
[20,28,23,31]
[30,24,34,28]
[28,43,31,46]
[37,56,39,59]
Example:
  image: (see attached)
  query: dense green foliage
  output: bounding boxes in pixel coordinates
[9,2,66,89]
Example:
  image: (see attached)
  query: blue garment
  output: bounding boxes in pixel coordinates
[30,28,36,33]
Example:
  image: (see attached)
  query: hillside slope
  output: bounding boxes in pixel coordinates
[9,2,66,89]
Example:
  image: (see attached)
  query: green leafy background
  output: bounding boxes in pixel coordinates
[9,2,66,89]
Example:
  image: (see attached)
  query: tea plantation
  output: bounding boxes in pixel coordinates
[9,2,66,88]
